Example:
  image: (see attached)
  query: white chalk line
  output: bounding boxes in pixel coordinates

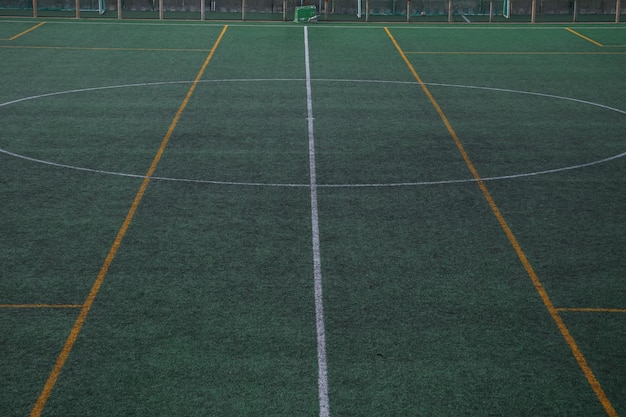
[304,26,331,417]
[1,78,625,189]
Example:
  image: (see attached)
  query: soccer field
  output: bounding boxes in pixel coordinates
[1,19,625,416]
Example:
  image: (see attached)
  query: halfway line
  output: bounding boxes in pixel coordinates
[28,25,229,417]
[304,25,330,417]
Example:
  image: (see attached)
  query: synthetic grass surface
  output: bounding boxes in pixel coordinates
[1,20,625,416]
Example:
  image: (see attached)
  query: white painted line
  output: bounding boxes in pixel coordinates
[2,79,624,188]
[304,25,330,417]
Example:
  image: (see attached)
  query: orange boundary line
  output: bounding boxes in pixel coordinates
[404,51,626,55]
[0,45,211,52]
[565,27,604,47]
[557,308,626,313]
[0,304,82,308]
[7,22,46,41]
[28,24,229,417]
[384,26,618,417]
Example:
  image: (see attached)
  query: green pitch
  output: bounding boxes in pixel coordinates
[1,19,625,417]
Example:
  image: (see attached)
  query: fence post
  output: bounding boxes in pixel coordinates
[159,0,163,19]
[242,0,246,20]
[616,0,621,22]
[117,0,122,18]
[531,0,536,22]
[572,0,577,21]
[407,0,410,21]
[32,0,37,17]
[489,0,493,21]
[448,0,452,22]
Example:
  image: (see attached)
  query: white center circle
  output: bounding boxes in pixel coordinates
[1,78,624,188]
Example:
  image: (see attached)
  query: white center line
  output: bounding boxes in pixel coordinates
[304,25,330,417]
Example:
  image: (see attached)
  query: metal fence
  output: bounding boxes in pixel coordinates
[1,0,623,21]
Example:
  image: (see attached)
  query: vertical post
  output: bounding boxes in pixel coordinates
[325,0,328,19]
[201,0,205,19]
[159,0,163,19]
[616,0,621,22]
[117,0,122,18]
[242,0,245,20]
[365,0,370,21]
[489,0,493,21]
[406,0,410,21]
[572,0,577,21]
[283,0,287,20]
[448,0,452,22]
[75,0,80,18]
[32,0,38,17]
[531,0,536,22]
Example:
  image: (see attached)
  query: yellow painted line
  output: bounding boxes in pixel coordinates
[557,307,626,313]
[8,22,46,41]
[28,24,229,417]
[405,51,626,55]
[384,26,619,417]
[0,304,82,308]
[565,27,604,47]
[0,45,210,52]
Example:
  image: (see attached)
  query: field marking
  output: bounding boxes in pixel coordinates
[405,51,626,55]
[1,79,625,189]
[3,145,625,189]
[28,25,229,417]
[557,308,626,313]
[0,44,211,52]
[4,22,46,41]
[565,27,604,47]
[304,25,331,417]
[385,26,619,417]
[0,304,82,309]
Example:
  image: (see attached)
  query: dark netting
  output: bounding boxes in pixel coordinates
[0,0,622,19]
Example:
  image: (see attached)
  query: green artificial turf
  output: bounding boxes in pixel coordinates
[1,20,625,416]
